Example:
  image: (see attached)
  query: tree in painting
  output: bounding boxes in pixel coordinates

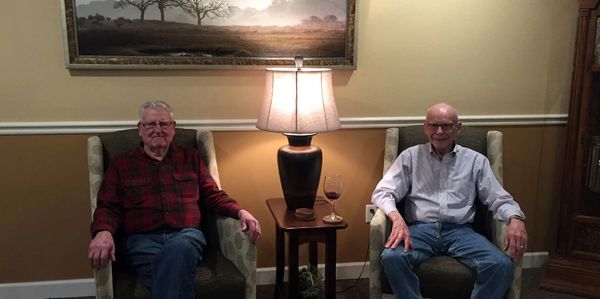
[177,0,230,26]
[113,0,157,21]
[156,0,179,22]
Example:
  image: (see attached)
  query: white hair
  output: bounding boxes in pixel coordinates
[139,100,174,120]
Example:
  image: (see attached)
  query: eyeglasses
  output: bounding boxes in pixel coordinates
[425,122,455,131]
[139,121,175,130]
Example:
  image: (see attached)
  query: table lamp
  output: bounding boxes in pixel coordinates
[256,57,340,212]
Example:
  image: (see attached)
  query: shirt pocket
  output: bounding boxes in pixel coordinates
[122,177,152,207]
[173,172,199,200]
[447,177,475,209]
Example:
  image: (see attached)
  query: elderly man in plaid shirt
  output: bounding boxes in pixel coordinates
[88,100,261,299]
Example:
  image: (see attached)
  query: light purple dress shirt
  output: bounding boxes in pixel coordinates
[372,143,524,224]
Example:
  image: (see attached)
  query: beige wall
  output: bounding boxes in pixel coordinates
[0,0,577,121]
[0,0,577,283]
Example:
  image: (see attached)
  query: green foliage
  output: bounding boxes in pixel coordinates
[88,13,106,22]
[76,17,87,26]
[298,265,323,298]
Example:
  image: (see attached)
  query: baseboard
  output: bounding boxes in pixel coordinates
[0,252,548,298]
[0,278,95,299]
[256,261,370,285]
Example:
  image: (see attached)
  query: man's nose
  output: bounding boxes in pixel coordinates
[152,125,164,133]
[436,126,444,133]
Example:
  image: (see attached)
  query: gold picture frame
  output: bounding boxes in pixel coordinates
[60,0,357,69]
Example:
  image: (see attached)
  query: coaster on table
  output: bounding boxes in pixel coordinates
[322,214,343,224]
[294,208,315,221]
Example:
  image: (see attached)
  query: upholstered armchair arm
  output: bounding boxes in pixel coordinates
[383,128,400,175]
[196,130,221,188]
[487,131,504,186]
[88,136,104,215]
[487,130,522,299]
[369,209,387,299]
[93,265,114,299]
[216,216,257,299]
[197,131,257,299]
[491,218,522,299]
[87,136,115,299]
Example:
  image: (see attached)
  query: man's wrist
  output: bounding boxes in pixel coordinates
[509,215,525,224]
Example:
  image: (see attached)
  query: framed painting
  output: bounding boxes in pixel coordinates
[60,0,357,69]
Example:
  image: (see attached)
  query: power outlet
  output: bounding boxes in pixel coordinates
[365,204,377,223]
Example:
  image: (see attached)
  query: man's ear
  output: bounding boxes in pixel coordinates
[137,122,143,137]
[455,121,463,134]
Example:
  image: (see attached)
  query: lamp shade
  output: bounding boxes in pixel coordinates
[257,67,340,134]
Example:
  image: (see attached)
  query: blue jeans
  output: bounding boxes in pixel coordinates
[126,227,207,299]
[381,222,513,299]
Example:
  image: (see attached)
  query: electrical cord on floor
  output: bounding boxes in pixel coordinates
[336,241,370,293]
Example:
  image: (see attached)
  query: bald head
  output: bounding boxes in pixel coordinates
[425,103,459,123]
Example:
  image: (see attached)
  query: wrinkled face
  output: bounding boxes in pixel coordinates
[423,105,462,154]
[138,107,175,152]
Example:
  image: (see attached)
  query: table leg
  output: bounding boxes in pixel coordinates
[275,226,284,299]
[289,232,300,299]
[325,231,337,299]
[309,242,318,269]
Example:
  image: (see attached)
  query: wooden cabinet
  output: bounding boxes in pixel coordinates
[540,1,600,297]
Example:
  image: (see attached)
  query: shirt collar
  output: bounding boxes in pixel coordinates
[136,142,176,161]
[427,142,460,158]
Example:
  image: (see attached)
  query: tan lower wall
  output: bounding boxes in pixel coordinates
[0,126,565,282]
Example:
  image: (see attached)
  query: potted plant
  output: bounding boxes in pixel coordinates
[298,265,323,298]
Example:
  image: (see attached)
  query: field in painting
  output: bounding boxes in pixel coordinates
[77,20,346,58]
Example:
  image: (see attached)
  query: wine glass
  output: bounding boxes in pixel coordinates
[323,174,343,223]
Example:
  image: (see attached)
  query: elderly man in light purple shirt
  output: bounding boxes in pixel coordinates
[372,103,528,299]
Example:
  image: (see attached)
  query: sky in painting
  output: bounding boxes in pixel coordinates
[75,0,273,10]
[229,0,273,10]
[74,0,346,26]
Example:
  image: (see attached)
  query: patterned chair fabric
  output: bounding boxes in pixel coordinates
[87,128,257,299]
[369,126,522,299]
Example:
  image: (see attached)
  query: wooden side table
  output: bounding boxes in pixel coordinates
[266,197,348,299]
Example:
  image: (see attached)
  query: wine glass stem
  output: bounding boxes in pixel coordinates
[330,201,336,218]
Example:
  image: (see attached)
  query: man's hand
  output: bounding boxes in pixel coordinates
[385,211,412,251]
[238,209,262,244]
[88,230,115,270]
[504,217,528,261]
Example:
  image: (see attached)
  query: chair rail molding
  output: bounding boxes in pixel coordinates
[0,114,567,135]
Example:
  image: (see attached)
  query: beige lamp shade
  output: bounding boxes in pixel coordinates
[256,67,340,134]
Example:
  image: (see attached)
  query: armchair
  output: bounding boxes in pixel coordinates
[369,126,522,299]
[87,128,256,299]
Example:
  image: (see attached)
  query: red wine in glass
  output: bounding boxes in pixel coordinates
[324,191,341,201]
[323,175,343,223]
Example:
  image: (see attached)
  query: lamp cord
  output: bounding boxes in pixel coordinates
[336,241,370,293]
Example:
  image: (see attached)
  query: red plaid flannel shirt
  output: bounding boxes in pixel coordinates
[90,144,241,236]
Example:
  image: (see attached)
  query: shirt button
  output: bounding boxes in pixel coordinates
[164,211,169,215]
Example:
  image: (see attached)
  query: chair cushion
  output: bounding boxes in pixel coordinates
[99,128,198,171]
[380,256,476,298]
[113,250,246,299]
[397,125,487,156]
[416,256,476,299]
